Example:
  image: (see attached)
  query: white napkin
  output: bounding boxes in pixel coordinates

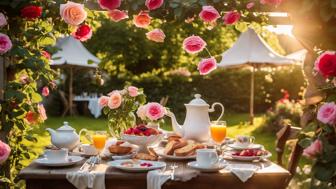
[66,164,107,189]
[226,163,259,182]
[147,165,200,189]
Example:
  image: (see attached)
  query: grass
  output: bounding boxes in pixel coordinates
[23,113,277,165]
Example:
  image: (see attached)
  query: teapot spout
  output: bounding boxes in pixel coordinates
[166,111,184,137]
[46,128,57,137]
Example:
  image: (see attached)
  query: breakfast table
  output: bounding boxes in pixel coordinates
[20,158,290,189]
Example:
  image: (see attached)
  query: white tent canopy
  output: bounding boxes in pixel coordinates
[218,28,298,68]
[51,36,100,116]
[51,36,100,68]
[218,28,306,124]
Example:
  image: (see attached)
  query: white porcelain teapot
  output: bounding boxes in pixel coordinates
[166,94,224,142]
[46,122,80,150]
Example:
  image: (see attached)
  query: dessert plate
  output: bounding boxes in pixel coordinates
[108,159,166,172]
[225,152,272,162]
[35,156,84,167]
[187,161,226,172]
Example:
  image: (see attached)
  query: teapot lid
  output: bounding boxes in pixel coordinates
[187,94,209,106]
[57,122,74,131]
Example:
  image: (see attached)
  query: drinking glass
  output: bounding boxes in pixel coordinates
[92,131,107,154]
[210,121,227,153]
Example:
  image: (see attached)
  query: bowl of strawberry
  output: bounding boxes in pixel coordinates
[121,124,163,152]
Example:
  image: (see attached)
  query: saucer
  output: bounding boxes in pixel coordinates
[227,143,263,150]
[187,161,226,172]
[35,156,84,167]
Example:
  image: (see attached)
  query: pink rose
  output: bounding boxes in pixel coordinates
[60,1,87,26]
[199,6,220,23]
[98,96,109,107]
[0,33,12,55]
[303,139,322,159]
[145,102,166,121]
[108,9,128,22]
[38,104,47,121]
[223,11,240,25]
[42,86,49,97]
[133,11,151,28]
[146,29,165,43]
[0,13,7,27]
[98,0,121,10]
[136,105,147,120]
[108,91,122,109]
[0,140,10,164]
[145,0,164,10]
[246,2,255,9]
[19,75,29,84]
[198,57,217,75]
[317,102,336,125]
[128,86,139,97]
[72,24,92,42]
[314,51,336,78]
[182,35,207,54]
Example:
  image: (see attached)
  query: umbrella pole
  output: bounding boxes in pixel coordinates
[249,66,255,125]
[69,67,73,116]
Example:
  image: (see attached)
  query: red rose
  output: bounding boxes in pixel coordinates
[41,50,51,60]
[315,51,336,78]
[21,5,42,20]
[72,24,92,42]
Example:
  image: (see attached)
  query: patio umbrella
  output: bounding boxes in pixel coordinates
[218,28,306,124]
[51,36,100,115]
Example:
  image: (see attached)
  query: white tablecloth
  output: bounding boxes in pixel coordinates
[74,96,102,118]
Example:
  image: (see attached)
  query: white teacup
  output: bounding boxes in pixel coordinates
[44,149,68,163]
[235,135,255,147]
[80,144,98,156]
[196,149,219,168]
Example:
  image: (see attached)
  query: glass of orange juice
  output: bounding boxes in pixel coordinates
[210,121,227,152]
[92,131,107,154]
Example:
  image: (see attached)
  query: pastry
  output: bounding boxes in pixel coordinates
[164,139,187,155]
[134,153,158,161]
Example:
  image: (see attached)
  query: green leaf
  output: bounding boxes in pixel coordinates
[31,93,42,103]
[313,163,334,181]
[299,138,312,148]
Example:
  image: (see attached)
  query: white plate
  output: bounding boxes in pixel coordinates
[35,156,84,167]
[187,161,226,172]
[227,143,263,150]
[227,152,272,161]
[108,159,166,172]
[154,147,196,160]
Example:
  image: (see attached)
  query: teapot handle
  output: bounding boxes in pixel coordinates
[79,129,92,143]
[209,102,225,122]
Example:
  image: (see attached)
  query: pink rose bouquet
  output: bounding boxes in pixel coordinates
[100,85,146,136]
[0,140,10,164]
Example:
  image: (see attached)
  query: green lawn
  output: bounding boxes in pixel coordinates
[24,113,277,165]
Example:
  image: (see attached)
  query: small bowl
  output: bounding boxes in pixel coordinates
[121,134,164,152]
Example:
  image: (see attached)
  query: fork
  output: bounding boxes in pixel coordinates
[79,157,93,172]
[170,163,178,180]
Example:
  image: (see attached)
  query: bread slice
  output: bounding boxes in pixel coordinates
[148,147,158,157]
[167,135,182,142]
[174,143,198,157]
[164,139,188,155]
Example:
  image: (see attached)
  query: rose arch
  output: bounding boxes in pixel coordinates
[0,0,335,188]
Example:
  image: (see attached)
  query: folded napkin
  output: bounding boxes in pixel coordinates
[147,163,200,189]
[226,163,260,182]
[66,164,107,189]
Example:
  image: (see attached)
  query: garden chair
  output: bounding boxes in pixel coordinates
[275,124,303,183]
